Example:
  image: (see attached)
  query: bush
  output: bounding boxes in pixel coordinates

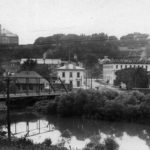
[105,138,119,150]
[101,89,118,100]
[47,101,57,114]
[33,89,150,123]
[57,93,75,117]
[61,129,72,138]
[34,100,50,113]
[42,138,52,147]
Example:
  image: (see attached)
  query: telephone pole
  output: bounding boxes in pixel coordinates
[6,77,11,142]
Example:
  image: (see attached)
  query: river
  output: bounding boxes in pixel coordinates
[1,111,150,150]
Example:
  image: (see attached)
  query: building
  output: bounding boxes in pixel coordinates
[20,58,61,65]
[57,63,85,89]
[2,60,21,75]
[0,25,19,45]
[13,71,49,93]
[103,59,150,85]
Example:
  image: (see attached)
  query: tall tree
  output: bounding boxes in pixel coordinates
[114,67,149,89]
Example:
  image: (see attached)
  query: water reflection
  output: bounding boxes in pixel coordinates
[1,112,150,150]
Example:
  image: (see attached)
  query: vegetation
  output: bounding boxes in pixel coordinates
[0,132,119,150]
[84,136,119,150]
[0,137,67,150]
[114,67,149,89]
[20,58,50,78]
[34,89,150,123]
[21,59,37,71]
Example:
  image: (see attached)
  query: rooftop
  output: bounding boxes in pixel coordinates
[57,63,85,70]
[12,71,49,84]
[104,59,150,64]
[20,58,61,65]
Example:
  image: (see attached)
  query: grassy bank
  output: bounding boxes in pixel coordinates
[34,89,150,123]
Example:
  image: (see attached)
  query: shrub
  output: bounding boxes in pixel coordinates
[61,129,72,138]
[47,101,57,114]
[105,138,119,150]
[104,101,125,121]
[57,93,75,117]
[101,89,119,100]
[34,100,49,113]
[42,138,52,147]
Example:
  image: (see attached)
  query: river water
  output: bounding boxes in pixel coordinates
[1,112,150,150]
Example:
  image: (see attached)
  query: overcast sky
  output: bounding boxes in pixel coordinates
[0,0,150,44]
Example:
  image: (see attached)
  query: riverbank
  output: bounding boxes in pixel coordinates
[33,89,150,124]
[0,132,118,150]
[0,137,67,150]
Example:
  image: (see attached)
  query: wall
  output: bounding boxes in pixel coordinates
[57,70,85,88]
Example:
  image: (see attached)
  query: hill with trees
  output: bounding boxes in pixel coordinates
[0,32,149,69]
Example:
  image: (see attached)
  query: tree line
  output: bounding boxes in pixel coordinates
[0,32,149,69]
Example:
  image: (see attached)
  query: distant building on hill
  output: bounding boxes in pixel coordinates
[0,24,19,45]
[57,63,85,89]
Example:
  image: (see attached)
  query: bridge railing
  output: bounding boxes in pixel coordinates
[0,76,72,96]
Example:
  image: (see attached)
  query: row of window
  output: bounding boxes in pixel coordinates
[115,64,148,70]
[62,72,80,78]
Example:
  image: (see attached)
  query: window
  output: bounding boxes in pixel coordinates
[77,72,80,78]
[120,65,122,69]
[70,72,72,78]
[146,65,148,70]
[116,65,118,69]
[62,72,65,78]
[77,81,80,87]
[70,80,73,85]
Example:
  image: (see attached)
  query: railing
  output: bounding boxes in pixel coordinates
[0,76,72,96]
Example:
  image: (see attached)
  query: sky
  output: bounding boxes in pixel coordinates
[0,0,150,44]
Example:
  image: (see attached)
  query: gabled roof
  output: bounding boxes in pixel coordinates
[57,63,85,70]
[13,71,48,84]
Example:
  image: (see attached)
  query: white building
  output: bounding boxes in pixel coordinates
[20,58,62,65]
[57,63,85,89]
[103,60,150,85]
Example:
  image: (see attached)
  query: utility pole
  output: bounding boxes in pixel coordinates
[6,77,11,142]
[91,72,92,89]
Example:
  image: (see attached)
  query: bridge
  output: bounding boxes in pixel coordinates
[0,75,71,110]
[0,75,70,97]
[0,75,71,141]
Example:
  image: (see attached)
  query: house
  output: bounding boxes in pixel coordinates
[103,59,150,85]
[57,63,85,89]
[12,71,49,93]
[2,59,21,75]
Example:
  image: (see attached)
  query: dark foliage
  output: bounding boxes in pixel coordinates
[34,89,150,123]
[114,67,149,89]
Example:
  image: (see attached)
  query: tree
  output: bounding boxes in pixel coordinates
[114,67,149,89]
[21,59,37,71]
